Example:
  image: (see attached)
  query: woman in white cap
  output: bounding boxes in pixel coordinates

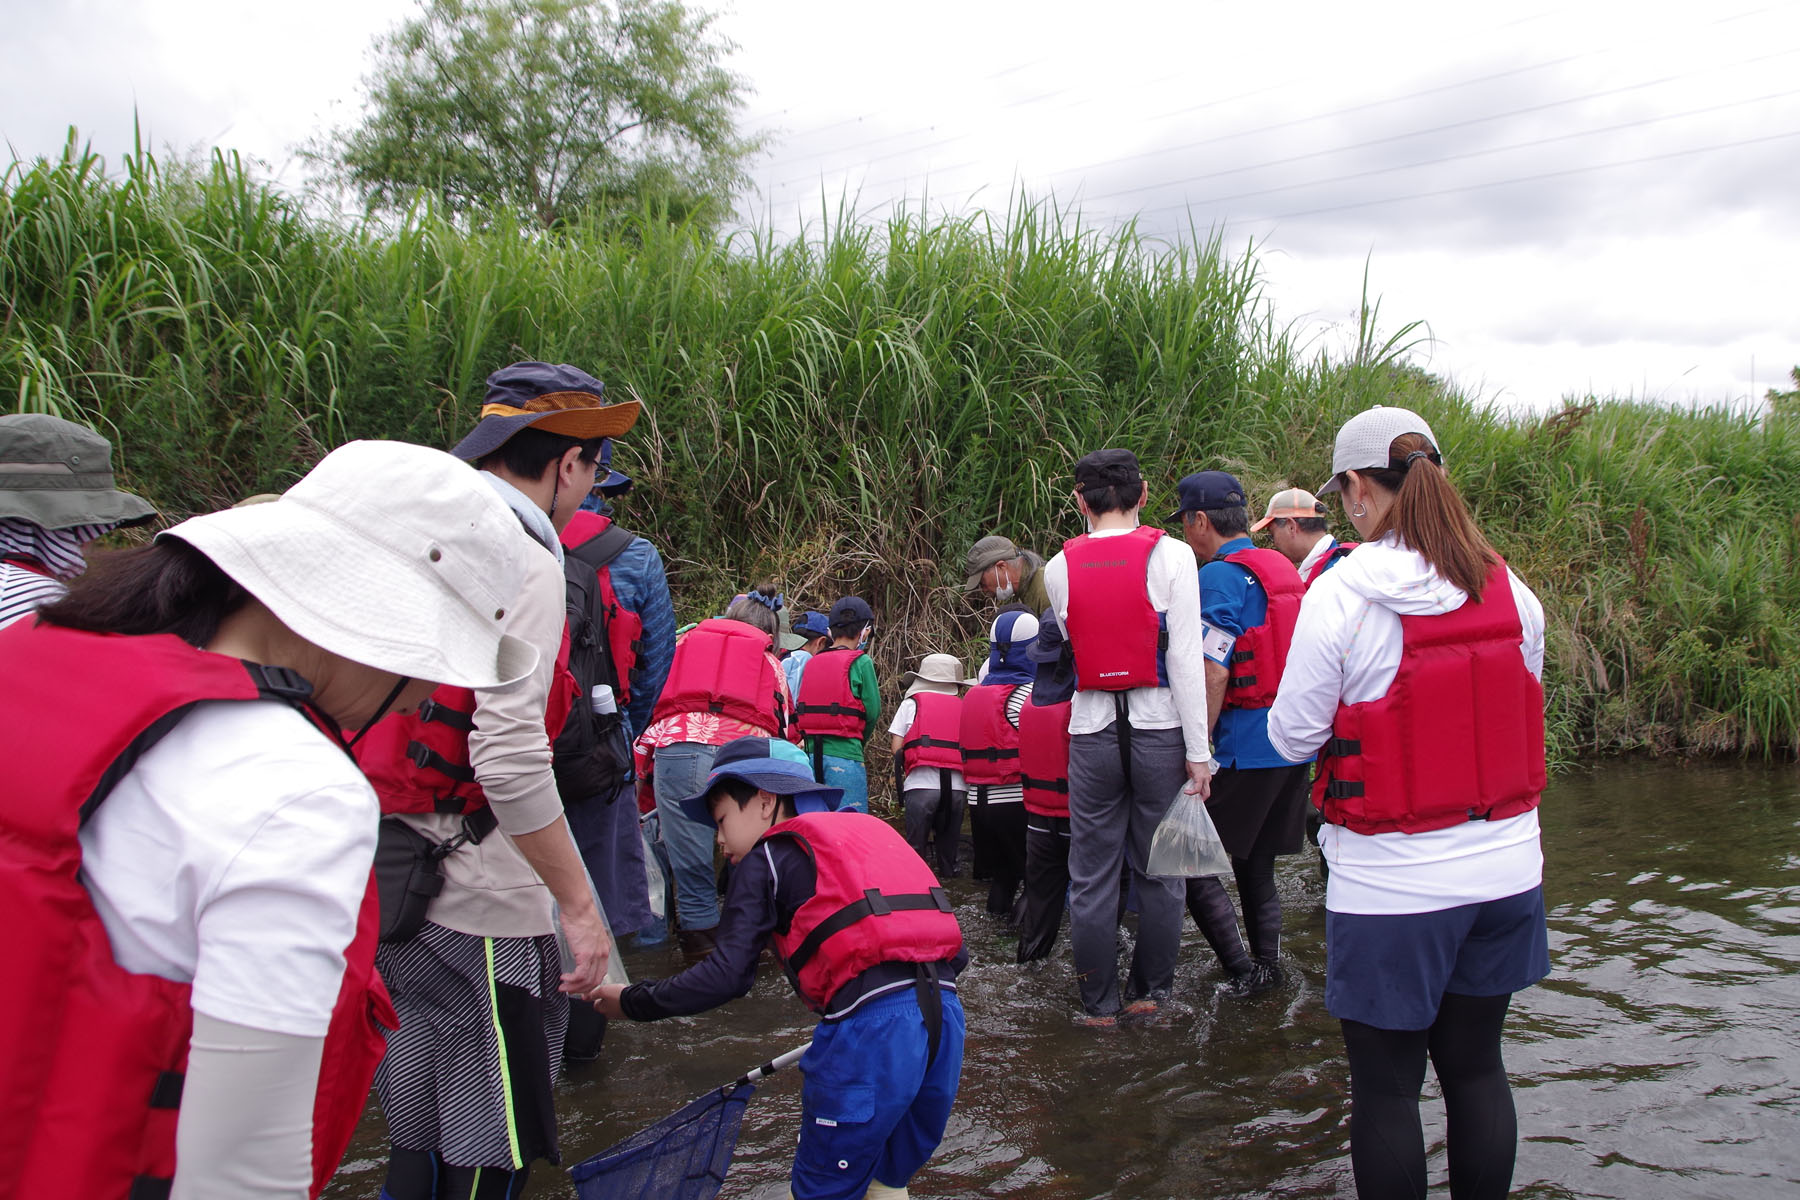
[1268,406,1550,1200]
[888,652,973,876]
[0,441,535,1200]
[0,412,158,628]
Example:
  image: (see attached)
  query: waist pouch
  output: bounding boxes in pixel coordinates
[374,809,499,943]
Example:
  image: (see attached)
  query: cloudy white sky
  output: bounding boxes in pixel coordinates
[4,0,1797,412]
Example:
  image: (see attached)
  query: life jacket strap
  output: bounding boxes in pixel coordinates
[794,702,865,717]
[1020,774,1069,794]
[961,746,1019,761]
[1324,779,1364,799]
[1326,737,1361,757]
[914,961,944,1068]
[785,886,955,975]
[406,740,477,784]
[417,696,476,732]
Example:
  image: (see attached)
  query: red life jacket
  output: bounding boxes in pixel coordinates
[651,618,785,734]
[559,510,644,706]
[353,632,577,816]
[794,646,868,738]
[1304,540,1358,589]
[1061,526,1169,690]
[1313,559,1546,835]
[0,622,394,1200]
[1217,546,1304,710]
[959,684,1022,789]
[763,812,963,1013]
[901,690,964,773]
[1018,699,1072,818]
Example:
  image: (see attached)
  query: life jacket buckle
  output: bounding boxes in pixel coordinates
[862,887,892,916]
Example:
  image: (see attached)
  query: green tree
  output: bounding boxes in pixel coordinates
[1768,367,1799,419]
[314,0,759,228]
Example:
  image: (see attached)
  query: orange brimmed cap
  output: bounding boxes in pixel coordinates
[449,361,642,462]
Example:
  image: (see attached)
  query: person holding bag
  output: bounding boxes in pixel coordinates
[1269,405,1550,1200]
[0,440,536,1200]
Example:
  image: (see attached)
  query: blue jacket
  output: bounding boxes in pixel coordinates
[606,534,677,741]
[1200,537,1307,769]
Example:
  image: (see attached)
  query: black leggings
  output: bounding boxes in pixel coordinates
[382,1146,531,1200]
[1340,992,1517,1200]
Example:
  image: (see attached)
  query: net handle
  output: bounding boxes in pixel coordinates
[735,1043,809,1088]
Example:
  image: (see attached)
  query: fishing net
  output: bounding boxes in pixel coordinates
[569,1081,758,1200]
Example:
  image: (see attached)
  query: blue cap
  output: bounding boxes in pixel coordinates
[792,610,831,639]
[1167,470,1246,522]
[676,736,842,824]
[829,596,873,629]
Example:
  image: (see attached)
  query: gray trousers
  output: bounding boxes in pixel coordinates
[1067,721,1189,1015]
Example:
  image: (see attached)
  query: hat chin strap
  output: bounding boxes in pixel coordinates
[345,675,413,750]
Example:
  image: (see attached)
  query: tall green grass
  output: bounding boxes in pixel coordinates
[5,142,1797,760]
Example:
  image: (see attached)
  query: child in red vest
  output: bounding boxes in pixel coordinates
[794,596,881,810]
[596,736,965,1200]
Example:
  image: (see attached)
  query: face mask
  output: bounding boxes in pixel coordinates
[995,582,1016,603]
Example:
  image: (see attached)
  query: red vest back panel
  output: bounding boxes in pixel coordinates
[0,622,392,1199]
[1061,526,1168,690]
[1304,540,1357,589]
[794,646,867,738]
[902,691,964,773]
[1313,560,1546,835]
[1219,546,1304,710]
[1018,699,1072,817]
[354,630,576,817]
[959,684,1022,787]
[652,618,784,733]
[560,510,644,705]
[763,812,963,1012]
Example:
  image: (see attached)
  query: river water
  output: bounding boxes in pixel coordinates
[326,763,1800,1198]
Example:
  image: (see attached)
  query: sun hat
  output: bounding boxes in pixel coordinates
[676,735,843,824]
[1025,607,1076,705]
[160,440,537,690]
[0,414,158,531]
[963,534,1022,591]
[1165,470,1246,523]
[899,652,972,697]
[448,362,643,462]
[1318,405,1442,494]
[775,604,805,654]
[594,437,632,495]
[1250,486,1327,531]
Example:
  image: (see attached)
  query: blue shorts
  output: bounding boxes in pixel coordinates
[820,755,869,814]
[1325,885,1550,1031]
[793,988,965,1200]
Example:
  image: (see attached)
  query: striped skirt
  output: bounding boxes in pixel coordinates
[374,921,568,1168]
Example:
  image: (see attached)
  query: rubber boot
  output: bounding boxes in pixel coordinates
[1186,875,1253,977]
[677,926,718,962]
[1237,855,1285,991]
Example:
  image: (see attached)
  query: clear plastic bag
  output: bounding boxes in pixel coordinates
[1145,786,1232,878]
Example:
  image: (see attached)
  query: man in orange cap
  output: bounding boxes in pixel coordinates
[1251,486,1354,589]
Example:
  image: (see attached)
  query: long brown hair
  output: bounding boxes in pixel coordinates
[35,540,249,646]
[1349,432,1498,600]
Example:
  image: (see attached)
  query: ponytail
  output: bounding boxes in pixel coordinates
[35,540,249,645]
[1360,433,1497,600]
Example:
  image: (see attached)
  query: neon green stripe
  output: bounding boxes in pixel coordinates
[483,937,524,1169]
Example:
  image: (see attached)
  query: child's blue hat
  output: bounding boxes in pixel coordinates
[677,736,843,824]
[793,610,831,639]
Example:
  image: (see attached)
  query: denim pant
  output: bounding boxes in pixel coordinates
[652,741,722,932]
[821,754,869,813]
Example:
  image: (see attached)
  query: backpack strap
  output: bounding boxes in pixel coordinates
[567,523,636,572]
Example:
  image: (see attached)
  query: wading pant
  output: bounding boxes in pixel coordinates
[1017,813,1071,963]
[902,783,965,878]
[1066,723,1187,1016]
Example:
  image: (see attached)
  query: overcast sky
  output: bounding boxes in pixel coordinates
[4,0,1797,413]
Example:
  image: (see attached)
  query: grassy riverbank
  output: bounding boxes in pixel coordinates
[5,144,1797,759]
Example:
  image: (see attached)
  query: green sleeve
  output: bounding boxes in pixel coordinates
[851,654,882,742]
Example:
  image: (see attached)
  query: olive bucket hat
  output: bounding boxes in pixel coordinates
[0,414,157,531]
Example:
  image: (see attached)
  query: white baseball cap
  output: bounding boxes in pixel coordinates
[1318,405,1442,494]
[160,440,537,690]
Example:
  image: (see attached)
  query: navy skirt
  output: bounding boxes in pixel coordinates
[1326,885,1550,1030]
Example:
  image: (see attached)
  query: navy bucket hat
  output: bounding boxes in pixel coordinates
[449,361,643,462]
[676,736,843,824]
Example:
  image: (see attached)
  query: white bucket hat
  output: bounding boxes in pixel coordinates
[899,652,973,697]
[160,440,537,690]
[1318,405,1442,494]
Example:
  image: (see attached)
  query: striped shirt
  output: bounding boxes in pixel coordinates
[0,517,113,629]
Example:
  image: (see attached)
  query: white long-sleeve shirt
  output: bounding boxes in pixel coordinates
[1268,533,1547,915]
[1042,524,1211,763]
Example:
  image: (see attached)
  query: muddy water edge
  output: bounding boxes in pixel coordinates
[324,762,1800,1199]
